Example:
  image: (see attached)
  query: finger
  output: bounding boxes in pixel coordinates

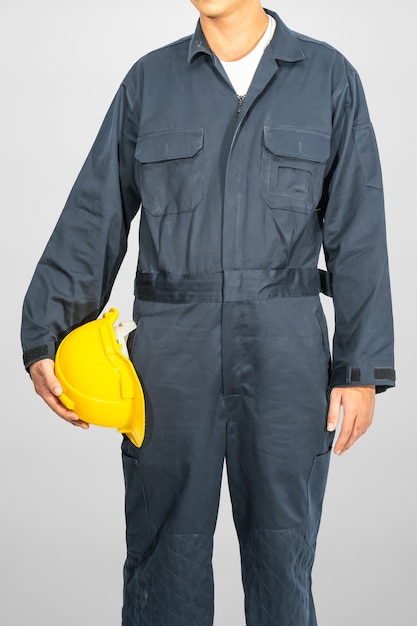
[334,412,356,455]
[327,388,342,432]
[42,391,90,429]
[335,411,373,455]
[333,387,375,455]
[30,360,89,428]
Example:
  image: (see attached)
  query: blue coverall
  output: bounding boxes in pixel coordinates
[21,10,395,625]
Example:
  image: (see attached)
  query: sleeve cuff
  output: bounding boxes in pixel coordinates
[330,364,396,393]
[23,343,56,372]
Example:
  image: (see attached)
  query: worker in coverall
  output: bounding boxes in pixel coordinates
[21,1,395,624]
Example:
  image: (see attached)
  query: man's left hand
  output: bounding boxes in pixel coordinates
[327,386,376,455]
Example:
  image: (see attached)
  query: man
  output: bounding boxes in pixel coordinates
[21,1,395,624]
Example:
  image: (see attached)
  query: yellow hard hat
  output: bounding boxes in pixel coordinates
[54,308,145,447]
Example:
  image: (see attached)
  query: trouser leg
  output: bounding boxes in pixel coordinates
[122,300,226,626]
[224,297,333,626]
[121,434,224,626]
[228,441,332,626]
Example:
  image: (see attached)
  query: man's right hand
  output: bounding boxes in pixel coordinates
[29,358,89,429]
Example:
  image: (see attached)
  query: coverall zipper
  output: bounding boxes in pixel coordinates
[236,94,245,115]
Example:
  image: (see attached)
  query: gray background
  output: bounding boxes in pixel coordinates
[1,1,415,624]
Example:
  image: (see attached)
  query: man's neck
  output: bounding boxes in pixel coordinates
[199,6,269,62]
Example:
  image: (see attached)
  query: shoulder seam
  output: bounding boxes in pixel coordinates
[138,34,192,62]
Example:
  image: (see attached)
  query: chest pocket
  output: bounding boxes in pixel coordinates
[260,126,330,213]
[135,129,204,216]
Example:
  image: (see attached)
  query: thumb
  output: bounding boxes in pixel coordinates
[49,379,63,397]
[327,388,342,432]
[31,359,63,397]
[44,368,63,397]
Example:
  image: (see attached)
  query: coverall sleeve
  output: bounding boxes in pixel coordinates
[21,70,141,371]
[323,62,395,393]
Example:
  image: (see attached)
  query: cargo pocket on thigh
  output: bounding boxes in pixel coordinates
[122,440,153,564]
[305,448,332,550]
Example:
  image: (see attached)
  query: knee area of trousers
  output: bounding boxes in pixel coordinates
[123,533,215,625]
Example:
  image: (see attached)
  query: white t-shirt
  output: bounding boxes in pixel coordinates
[220,14,276,97]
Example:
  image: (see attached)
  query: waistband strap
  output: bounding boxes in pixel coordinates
[135,268,332,303]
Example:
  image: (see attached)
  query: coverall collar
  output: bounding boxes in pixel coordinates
[187,9,305,64]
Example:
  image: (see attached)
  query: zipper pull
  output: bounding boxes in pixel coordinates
[236,94,245,115]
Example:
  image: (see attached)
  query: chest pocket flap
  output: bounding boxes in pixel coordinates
[264,126,330,162]
[136,128,203,163]
[135,129,204,215]
[261,126,330,213]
